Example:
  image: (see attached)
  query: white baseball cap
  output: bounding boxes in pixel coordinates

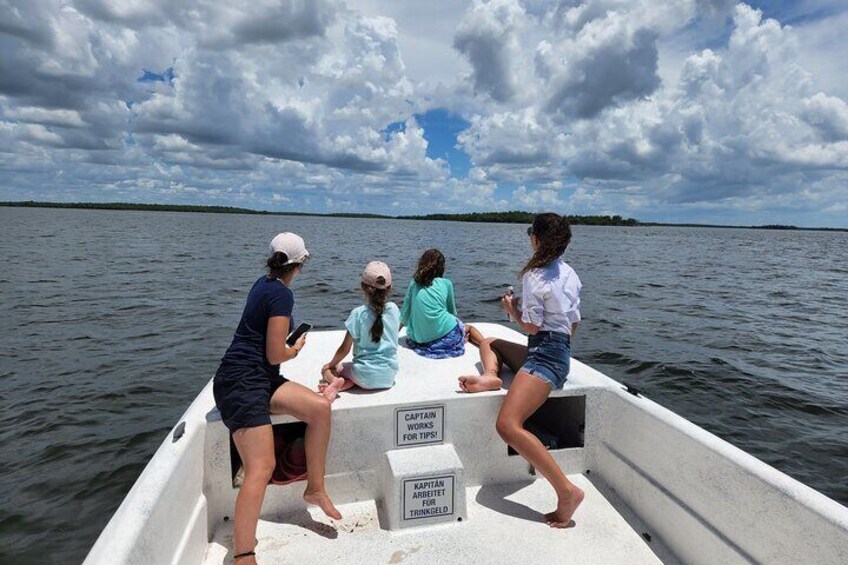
[269,232,309,264]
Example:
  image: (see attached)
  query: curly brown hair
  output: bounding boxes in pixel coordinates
[521,213,572,275]
[413,249,446,287]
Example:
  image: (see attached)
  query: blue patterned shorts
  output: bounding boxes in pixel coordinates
[406,321,466,359]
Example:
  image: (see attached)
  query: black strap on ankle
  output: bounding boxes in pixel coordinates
[234,550,255,560]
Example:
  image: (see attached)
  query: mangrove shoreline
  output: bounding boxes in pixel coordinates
[1,201,845,232]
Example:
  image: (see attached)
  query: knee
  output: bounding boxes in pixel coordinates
[495,415,520,443]
[305,396,332,425]
[482,337,497,348]
[245,455,276,483]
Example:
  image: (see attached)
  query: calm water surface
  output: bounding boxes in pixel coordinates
[1,207,846,563]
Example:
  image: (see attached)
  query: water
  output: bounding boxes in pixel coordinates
[1,207,846,563]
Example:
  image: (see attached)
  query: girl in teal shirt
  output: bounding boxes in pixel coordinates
[401,249,483,358]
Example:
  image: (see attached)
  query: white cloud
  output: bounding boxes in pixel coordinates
[801,92,848,142]
[454,0,525,103]
[1,1,847,225]
[453,2,848,224]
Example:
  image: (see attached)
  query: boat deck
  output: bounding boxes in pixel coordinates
[270,322,607,418]
[202,474,667,565]
[84,324,848,565]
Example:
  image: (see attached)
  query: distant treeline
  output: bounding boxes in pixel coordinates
[2,201,846,231]
[0,201,387,219]
[0,201,636,225]
[399,210,638,226]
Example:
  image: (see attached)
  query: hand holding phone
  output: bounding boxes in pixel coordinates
[286,322,312,346]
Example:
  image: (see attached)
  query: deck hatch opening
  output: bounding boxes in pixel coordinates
[507,395,585,456]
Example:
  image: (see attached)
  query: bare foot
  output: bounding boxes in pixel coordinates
[543,512,575,528]
[320,377,346,403]
[545,486,584,528]
[458,373,502,393]
[304,490,342,520]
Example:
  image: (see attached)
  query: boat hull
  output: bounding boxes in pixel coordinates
[84,324,848,564]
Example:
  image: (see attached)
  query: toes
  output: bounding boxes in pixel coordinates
[546,517,576,529]
[544,512,576,529]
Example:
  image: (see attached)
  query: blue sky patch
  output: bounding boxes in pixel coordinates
[416,108,472,178]
[382,108,472,178]
[382,120,406,140]
[747,0,843,25]
[137,67,175,84]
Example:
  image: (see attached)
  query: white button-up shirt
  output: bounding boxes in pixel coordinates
[521,259,582,335]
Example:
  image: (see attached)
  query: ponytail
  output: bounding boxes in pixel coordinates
[521,213,572,275]
[362,282,390,342]
[267,251,301,279]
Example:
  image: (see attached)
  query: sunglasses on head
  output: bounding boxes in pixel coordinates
[526,226,533,236]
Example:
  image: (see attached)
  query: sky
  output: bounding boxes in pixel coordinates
[1,1,847,227]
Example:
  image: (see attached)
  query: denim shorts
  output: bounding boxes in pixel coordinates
[519,331,571,389]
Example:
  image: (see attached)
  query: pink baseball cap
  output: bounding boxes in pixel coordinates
[362,261,392,289]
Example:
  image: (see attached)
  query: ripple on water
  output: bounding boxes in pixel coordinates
[0,209,846,563]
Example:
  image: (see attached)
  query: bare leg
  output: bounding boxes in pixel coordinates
[459,338,528,393]
[271,381,342,520]
[465,324,485,347]
[496,372,584,527]
[231,425,275,565]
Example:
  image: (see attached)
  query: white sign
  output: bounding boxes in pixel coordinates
[395,405,444,447]
[403,475,454,521]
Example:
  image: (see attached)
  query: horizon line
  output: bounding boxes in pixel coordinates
[1,200,846,232]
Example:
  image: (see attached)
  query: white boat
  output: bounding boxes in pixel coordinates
[84,323,848,564]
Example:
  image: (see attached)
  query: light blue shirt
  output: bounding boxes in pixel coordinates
[345,302,400,389]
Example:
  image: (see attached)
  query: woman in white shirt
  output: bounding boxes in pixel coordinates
[459,213,584,528]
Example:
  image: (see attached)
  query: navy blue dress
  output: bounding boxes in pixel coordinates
[213,276,294,432]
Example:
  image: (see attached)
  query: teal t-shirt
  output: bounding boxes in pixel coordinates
[400,278,458,344]
[345,302,400,389]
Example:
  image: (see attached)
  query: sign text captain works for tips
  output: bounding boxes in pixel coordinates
[395,405,445,447]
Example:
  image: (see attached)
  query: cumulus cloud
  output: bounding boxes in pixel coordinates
[801,93,848,142]
[1,0,848,225]
[0,0,461,210]
[541,24,660,119]
[454,0,524,103]
[453,2,848,224]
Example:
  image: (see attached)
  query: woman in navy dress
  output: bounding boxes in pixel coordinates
[213,232,340,564]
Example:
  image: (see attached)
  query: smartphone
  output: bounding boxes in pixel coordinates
[286,322,312,346]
